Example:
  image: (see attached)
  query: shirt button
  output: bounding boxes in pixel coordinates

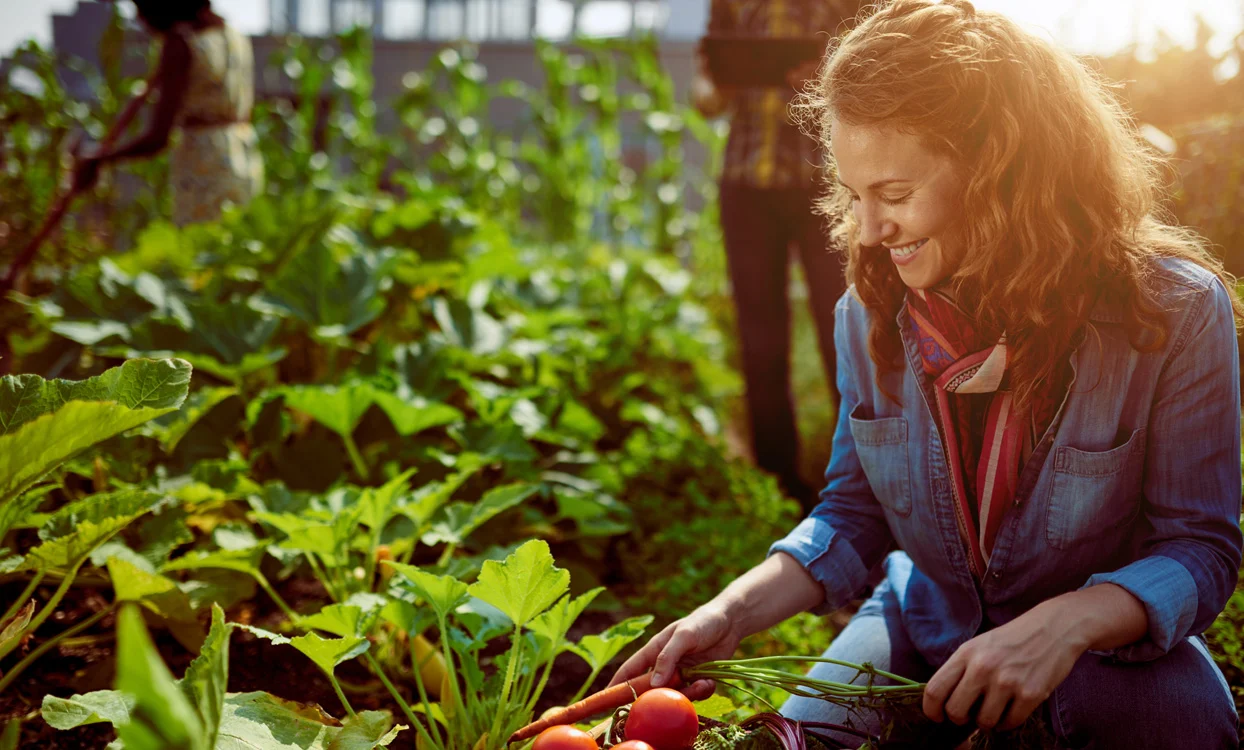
[990,570,1002,579]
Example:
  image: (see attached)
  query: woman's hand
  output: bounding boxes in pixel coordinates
[607,604,742,701]
[922,598,1088,731]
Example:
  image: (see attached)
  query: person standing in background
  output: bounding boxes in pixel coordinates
[693,0,865,512]
[74,0,264,226]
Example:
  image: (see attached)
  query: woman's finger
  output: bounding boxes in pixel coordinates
[651,627,701,687]
[681,679,716,701]
[608,625,675,687]
[922,655,965,722]
[998,691,1045,731]
[973,686,1012,731]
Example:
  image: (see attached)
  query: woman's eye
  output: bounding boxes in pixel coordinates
[881,194,911,206]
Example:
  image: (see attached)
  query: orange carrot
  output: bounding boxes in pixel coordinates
[507,671,683,745]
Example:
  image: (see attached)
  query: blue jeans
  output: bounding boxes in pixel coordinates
[779,578,1239,749]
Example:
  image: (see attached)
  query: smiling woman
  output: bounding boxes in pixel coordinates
[609,1,1244,747]
[829,122,966,291]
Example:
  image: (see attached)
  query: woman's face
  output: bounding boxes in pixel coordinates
[830,118,966,290]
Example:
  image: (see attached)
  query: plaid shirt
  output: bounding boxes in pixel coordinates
[708,0,860,189]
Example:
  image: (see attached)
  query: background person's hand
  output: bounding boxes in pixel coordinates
[607,604,742,701]
[70,153,102,193]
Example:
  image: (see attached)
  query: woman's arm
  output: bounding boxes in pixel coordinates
[1074,275,1243,661]
[87,29,192,165]
[607,552,823,698]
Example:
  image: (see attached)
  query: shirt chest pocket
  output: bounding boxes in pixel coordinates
[849,405,913,517]
[1045,427,1146,550]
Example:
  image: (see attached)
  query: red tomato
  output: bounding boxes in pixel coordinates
[533,725,597,750]
[612,742,656,750]
[624,688,699,750]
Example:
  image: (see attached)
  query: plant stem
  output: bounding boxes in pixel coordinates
[305,554,340,602]
[435,542,457,569]
[523,647,560,716]
[410,635,444,747]
[0,606,111,694]
[488,627,523,746]
[1,572,43,625]
[328,674,357,717]
[0,559,84,662]
[253,572,300,624]
[343,433,369,480]
[366,651,438,745]
[437,614,467,749]
[693,656,923,687]
[567,666,602,706]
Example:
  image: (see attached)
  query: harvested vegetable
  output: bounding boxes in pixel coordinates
[510,670,683,743]
[625,688,699,750]
[532,725,598,750]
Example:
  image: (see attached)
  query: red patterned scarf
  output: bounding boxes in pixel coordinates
[906,289,1069,579]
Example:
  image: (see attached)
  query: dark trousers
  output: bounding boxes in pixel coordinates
[720,182,847,513]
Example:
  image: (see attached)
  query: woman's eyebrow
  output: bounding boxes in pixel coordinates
[835,177,913,191]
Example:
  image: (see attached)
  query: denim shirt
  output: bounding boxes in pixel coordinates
[770,257,1243,667]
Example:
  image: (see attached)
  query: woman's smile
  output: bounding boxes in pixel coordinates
[887,238,929,265]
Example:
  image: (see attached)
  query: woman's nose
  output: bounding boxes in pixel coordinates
[855,202,897,247]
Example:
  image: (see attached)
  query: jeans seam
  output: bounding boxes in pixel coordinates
[1051,680,1070,745]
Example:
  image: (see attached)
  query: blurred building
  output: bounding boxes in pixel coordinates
[268,0,706,41]
[30,0,703,115]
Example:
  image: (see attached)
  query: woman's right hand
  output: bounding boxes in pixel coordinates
[606,604,742,701]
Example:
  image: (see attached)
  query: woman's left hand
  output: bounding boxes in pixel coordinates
[922,599,1087,731]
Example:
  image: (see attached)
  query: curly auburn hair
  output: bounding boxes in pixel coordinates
[794,0,1242,410]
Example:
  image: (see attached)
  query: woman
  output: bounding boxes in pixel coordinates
[610,1,1242,747]
[74,0,263,226]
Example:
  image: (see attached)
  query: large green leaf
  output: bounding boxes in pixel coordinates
[163,548,264,578]
[213,692,340,750]
[467,539,569,629]
[395,456,484,529]
[328,712,404,749]
[280,383,375,439]
[357,469,416,532]
[279,383,459,445]
[567,615,654,673]
[180,604,230,748]
[0,358,190,435]
[289,632,370,676]
[368,391,461,437]
[42,690,136,730]
[421,483,538,547]
[0,359,191,504]
[147,386,239,454]
[302,604,379,639]
[0,601,35,657]
[39,489,165,542]
[113,605,207,750]
[258,243,395,339]
[526,587,603,658]
[384,562,469,621]
[24,517,141,573]
[108,556,203,653]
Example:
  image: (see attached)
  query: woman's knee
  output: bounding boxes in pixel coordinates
[1050,637,1238,749]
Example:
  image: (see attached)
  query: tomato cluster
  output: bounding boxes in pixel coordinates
[530,688,700,750]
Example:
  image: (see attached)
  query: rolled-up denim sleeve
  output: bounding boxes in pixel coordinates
[1079,277,1243,662]
[769,293,896,615]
